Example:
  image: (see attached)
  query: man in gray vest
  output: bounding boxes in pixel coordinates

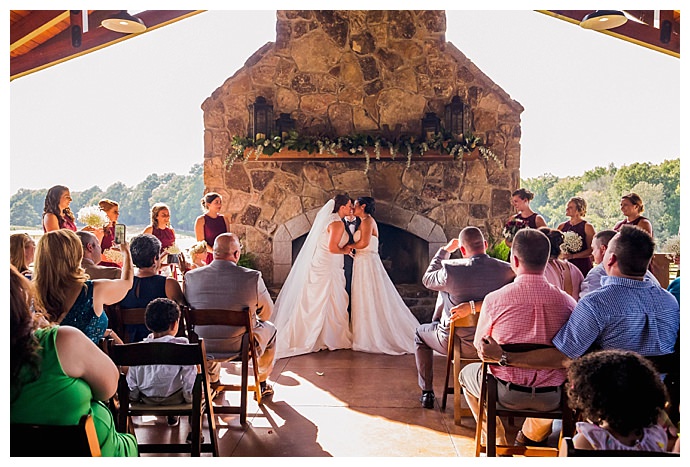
[416,226,515,409]
[184,233,277,399]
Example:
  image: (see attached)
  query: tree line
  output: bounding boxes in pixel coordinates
[10,158,680,250]
[10,164,205,233]
[522,158,680,249]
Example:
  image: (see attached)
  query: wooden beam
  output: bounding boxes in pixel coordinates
[539,10,679,58]
[10,10,205,80]
[10,10,69,52]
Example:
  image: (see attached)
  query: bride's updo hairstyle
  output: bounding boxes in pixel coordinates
[332,194,350,213]
[357,196,376,215]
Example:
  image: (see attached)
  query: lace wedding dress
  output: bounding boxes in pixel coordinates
[272,200,352,359]
[351,234,419,354]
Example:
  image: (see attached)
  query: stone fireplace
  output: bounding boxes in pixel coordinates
[201,10,523,294]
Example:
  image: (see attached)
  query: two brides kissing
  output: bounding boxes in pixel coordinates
[273,194,420,358]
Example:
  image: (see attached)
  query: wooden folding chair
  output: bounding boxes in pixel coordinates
[560,437,679,457]
[441,300,482,426]
[11,413,101,457]
[108,339,219,456]
[474,343,575,457]
[106,304,188,343]
[183,306,263,426]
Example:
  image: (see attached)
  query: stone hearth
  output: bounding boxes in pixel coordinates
[200,11,523,293]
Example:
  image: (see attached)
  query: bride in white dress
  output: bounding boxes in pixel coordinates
[272,195,354,359]
[350,196,419,354]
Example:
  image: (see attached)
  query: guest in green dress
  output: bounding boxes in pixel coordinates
[10,265,137,457]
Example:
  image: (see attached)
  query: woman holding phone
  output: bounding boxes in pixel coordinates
[33,229,133,344]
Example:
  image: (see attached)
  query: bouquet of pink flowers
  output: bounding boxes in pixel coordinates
[503,217,528,243]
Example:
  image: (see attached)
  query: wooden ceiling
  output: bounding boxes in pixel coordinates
[10,10,679,81]
[10,10,203,80]
[541,10,680,57]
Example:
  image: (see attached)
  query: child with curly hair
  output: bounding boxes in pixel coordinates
[563,349,673,452]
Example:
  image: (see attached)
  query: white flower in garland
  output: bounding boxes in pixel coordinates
[561,231,583,254]
[77,205,110,229]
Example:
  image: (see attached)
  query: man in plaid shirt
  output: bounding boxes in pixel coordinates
[460,228,576,447]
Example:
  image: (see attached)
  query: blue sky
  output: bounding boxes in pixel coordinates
[9,7,680,193]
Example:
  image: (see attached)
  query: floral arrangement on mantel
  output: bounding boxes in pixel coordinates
[226,130,499,174]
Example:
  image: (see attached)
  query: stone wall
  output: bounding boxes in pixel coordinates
[201,11,523,286]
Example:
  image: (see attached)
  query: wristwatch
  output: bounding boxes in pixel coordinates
[498,351,508,367]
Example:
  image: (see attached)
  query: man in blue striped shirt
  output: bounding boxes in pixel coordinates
[479,225,679,368]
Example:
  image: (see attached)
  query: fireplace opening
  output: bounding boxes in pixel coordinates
[291,223,429,285]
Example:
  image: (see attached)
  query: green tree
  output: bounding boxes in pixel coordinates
[10,199,39,227]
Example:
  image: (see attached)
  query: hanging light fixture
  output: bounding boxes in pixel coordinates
[580,10,628,30]
[101,11,147,34]
[444,96,465,138]
[421,112,441,141]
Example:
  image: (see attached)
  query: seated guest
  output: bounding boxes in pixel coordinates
[10,266,138,456]
[33,229,132,345]
[580,229,659,298]
[126,298,196,429]
[76,231,121,280]
[42,185,77,232]
[10,232,35,278]
[119,234,187,342]
[416,226,515,409]
[480,226,680,377]
[184,233,277,399]
[539,227,583,300]
[560,350,671,454]
[460,229,576,446]
[186,240,209,271]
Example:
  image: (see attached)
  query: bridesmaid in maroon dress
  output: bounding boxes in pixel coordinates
[557,196,595,277]
[613,192,653,237]
[42,185,77,232]
[143,203,177,265]
[98,198,121,268]
[194,192,230,265]
[506,188,547,247]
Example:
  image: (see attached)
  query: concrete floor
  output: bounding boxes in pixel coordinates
[132,349,530,457]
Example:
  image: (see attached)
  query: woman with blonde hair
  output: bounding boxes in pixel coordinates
[32,229,133,344]
[194,192,230,265]
[613,192,653,237]
[557,196,596,277]
[98,199,120,250]
[10,233,36,278]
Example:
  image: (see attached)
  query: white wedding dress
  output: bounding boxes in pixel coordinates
[351,234,419,355]
[273,202,352,359]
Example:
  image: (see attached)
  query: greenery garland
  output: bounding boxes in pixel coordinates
[226,130,499,174]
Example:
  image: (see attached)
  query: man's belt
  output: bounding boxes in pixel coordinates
[495,377,559,393]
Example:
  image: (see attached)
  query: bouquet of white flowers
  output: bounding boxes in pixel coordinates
[77,205,110,229]
[560,231,583,254]
[102,248,123,266]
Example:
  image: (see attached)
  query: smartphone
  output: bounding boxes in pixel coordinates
[114,224,126,244]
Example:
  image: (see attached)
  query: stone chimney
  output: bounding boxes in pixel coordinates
[201,10,523,290]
